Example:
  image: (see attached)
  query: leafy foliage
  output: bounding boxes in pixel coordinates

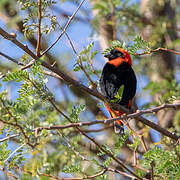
[69,104,86,123]
[73,42,101,77]
[3,70,29,82]
[18,0,57,37]
[0,0,179,179]
[144,79,180,105]
[139,146,180,178]
[103,36,151,55]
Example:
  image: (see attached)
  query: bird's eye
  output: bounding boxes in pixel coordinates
[110,49,116,54]
[117,52,125,58]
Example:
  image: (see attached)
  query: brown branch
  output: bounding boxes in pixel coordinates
[80,169,107,180]
[139,135,148,152]
[112,102,180,141]
[134,47,180,56]
[0,27,179,141]
[0,27,38,61]
[41,64,179,142]
[0,134,19,143]
[35,103,180,140]
[40,0,86,56]
[47,100,142,180]
[56,20,97,89]
[36,0,42,57]
[41,61,105,100]
[0,27,103,99]
[110,0,116,40]
[39,167,143,180]
[108,167,145,179]
[0,168,19,180]
[38,171,59,180]
[0,99,36,148]
[0,51,24,66]
[150,161,155,180]
[57,131,89,161]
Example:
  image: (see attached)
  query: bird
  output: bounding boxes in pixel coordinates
[100,47,137,134]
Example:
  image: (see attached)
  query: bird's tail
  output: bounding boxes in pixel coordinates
[105,100,132,134]
[105,104,124,134]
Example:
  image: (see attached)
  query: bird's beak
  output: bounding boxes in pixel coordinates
[104,53,112,59]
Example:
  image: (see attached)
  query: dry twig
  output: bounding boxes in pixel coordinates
[36,0,42,56]
[40,0,86,56]
[35,103,180,141]
[134,47,180,56]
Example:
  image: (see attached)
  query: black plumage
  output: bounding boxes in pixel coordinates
[100,62,137,107]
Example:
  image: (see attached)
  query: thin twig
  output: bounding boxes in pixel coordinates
[35,103,180,140]
[134,47,180,56]
[56,20,97,88]
[38,171,59,180]
[57,131,89,161]
[0,27,38,61]
[139,135,148,152]
[4,143,26,164]
[39,169,107,180]
[110,0,116,40]
[48,100,142,180]
[0,168,19,180]
[36,0,42,57]
[108,167,146,180]
[0,99,36,148]
[150,161,155,180]
[40,0,86,56]
[0,27,179,141]
[0,51,24,65]
[0,134,19,143]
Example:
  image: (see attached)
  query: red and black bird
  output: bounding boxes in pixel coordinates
[100,47,137,134]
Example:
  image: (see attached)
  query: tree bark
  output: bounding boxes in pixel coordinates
[141,0,178,128]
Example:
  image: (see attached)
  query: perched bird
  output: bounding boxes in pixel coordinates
[100,47,137,134]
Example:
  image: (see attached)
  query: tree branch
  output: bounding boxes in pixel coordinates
[0,134,19,143]
[40,0,86,56]
[35,103,180,141]
[0,51,24,66]
[134,47,180,56]
[36,0,42,57]
[0,27,179,141]
[4,143,26,164]
[0,99,37,148]
[47,99,142,179]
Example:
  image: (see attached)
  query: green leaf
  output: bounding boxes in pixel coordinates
[3,70,29,82]
[114,85,124,100]
[127,137,140,150]
[114,131,129,149]
[73,65,81,72]
[69,104,86,123]
[103,157,112,167]
[62,164,81,173]
[103,40,126,55]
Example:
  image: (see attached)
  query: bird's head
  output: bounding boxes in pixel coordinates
[104,47,132,66]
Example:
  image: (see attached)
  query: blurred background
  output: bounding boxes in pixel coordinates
[0,0,180,179]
